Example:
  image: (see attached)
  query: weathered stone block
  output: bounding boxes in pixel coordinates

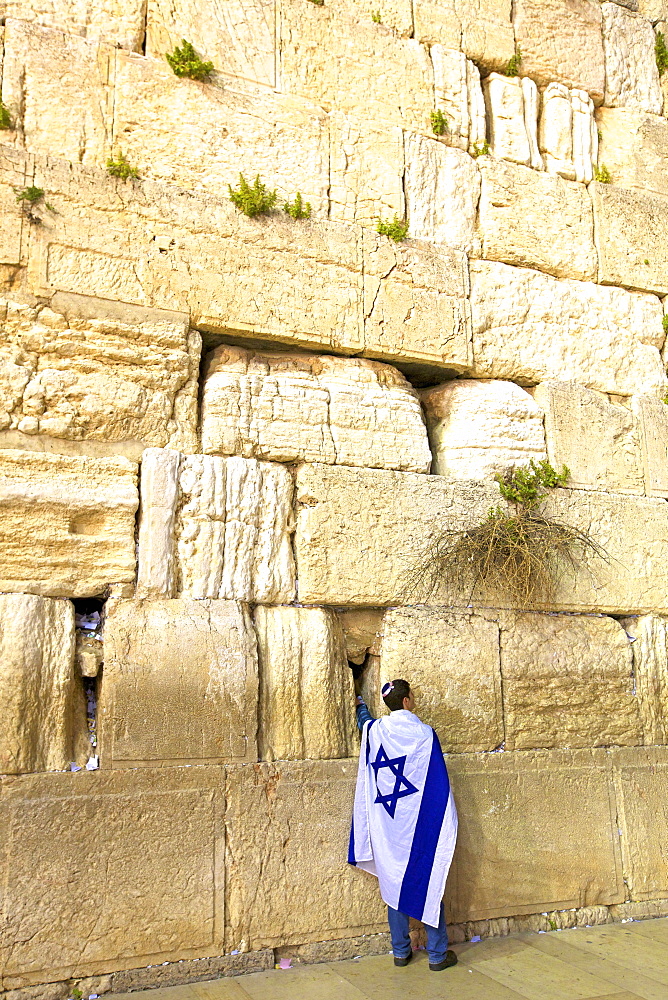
[619,615,668,744]
[200,345,431,473]
[446,749,624,921]
[534,381,645,494]
[5,0,147,48]
[596,107,668,196]
[404,135,480,252]
[477,158,597,281]
[224,758,386,951]
[633,393,668,497]
[0,295,199,457]
[376,608,503,752]
[99,599,258,767]
[612,746,668,900]
[420,379,546,480]
[255,606,356,761]
[136,449,295,604]
[513,0,605,101]
[339,609,383,664]
[500,613,641,750]
[0,450,137,597]
[540,82,575,178]
[414,0,515,72]
[0,146,30,267]
[602,2,663,111]
[328,114,405,226]
[484,74,534,166]
[430,46,486,153]
[469,260,665,394]
[591,181,668,295]
[0,594,76,774]
[0,767,225,986]
[329,0,414,37]
[571,87,599,183]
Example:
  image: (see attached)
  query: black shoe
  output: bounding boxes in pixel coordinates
[393,951,413,967]
[429,950,458,971]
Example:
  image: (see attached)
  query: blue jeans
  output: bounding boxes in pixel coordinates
[387,902,448,965]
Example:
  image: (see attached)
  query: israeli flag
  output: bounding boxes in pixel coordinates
[348,709,457,928]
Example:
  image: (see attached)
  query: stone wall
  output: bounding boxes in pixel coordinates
[3,0,668,993]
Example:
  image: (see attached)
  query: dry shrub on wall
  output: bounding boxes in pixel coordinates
[404,461,609,607]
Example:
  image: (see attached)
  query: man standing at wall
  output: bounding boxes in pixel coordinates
[349,679,458,971]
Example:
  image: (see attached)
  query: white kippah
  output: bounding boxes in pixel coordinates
[381,681,395,697]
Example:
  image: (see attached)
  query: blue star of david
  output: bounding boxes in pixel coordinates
[371,744,419,818]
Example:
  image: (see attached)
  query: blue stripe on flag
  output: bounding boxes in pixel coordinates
[396,730,449,922]
[365,719,377,764]
[348,816,356,865]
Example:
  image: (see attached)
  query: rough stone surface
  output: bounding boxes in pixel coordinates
[135,447,181,599]
[513,0,605,101]
[0,767,225,987]
[329,114,405,226]
[430,46,486,153]
[484,75,533,166]
[99,599,258,767]
[619,615,668,745]
[420,378,547,480]
[540,82,575,178]
[0,449,137,597]
[338,609,384,664]
[4,0,147,49]
[477,158,597,281]
[613,747,668,900]
[571,87,598,183]
[500,613,641,750]
[469,260,665,394]
[404,134,480,252]
[591,181,668,294]
[602,2,663,111]
[0,594,75,774]
[633,393,668,497]
[534,381,645,494]
[109,949,274,991]
[376,608,503,752]
[596,107,668,196]
[254,606,356,761]
[200,345,431,473]
[414,0,515,71]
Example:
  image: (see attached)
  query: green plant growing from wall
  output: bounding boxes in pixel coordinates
[663,315,668,336]
[0,100,11,130]
[229,173,277,217]
[594,164,611,183]
[107,153,139,180]
[403,460,608,607]
[471,140,490,157]
[657,31,668,76]
[431,109,450,136]
[166,39,214,80]
[504,46,522,77]
[371,9,382,22]
[308,0,324,5]
[376,215,409,241]
[283,192,312,219]
[15,186,56,221]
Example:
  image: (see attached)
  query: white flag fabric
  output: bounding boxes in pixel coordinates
[348,709,457,928]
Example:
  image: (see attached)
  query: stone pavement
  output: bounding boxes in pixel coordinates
[114,917,668,1000]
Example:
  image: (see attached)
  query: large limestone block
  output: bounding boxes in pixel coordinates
[255,606,356,761]
[414,0,515,72]
[136,449,295,603]
[602,2,663,111]
[446,749,624,921]
[278,1,434,132]
[420,378,547,480]
[469,260,665,394]
[632,394,668,496]
[0,594,76,773]
[339,609,383,664]
[484,74,533,166]
[512,0,605,101]
[99,599,258,767]
[571,87,599,184]
[0,146,31,267]
[0,450,137,597]
[224,758,386,951]
[328,114,405,226]
[328,0,414,37]
[0,295,199,457]
[477,158,597,281]
[294,463,668,612]
[146,0,276,86]
[619,616,668,744]
[5,0,147,49]
[539,82,575,179]
[376,608,503,752]
[500,614,641,750]
[430,46,486,153]
[591,181,668,294]
[0,767,225,986]
[596,107,668,196]
[612,746,668,900]
[200,345,431,474]
[534,381,645,494]
[404,134,480,252]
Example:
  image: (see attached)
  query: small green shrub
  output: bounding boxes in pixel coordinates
[371,9,381,22]
[107,153,139,180]
[430,109,450,136]
[376,215,409,242]
[16,185,45,205]
[166,39,214,81]
[504,46,522,77]
[229,173,277,217]
[308,0,324,5]
[644,258,650,266]
[283,192,312,219]
[662,391,668,405]
[0,100,11,130]
[495,459,570,509]
[657,31,668,76]
[663,315,668,336]
[471,140,490,157]
[594,164,611,183]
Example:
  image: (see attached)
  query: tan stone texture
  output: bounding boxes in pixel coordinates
[534,380,645,494]
[512,0,605,101]
[539,82,575,178]
[135,447,180,599]
[254,606,356,761]
[619,615,668,745]
[377,608,503,752]
[0,767,225,986]
[0,146,30,267]
[99,599,258,767]
[633,393,668,497]
[328,114,405,226]
[0,594,76,774]
[328,0,414,37]
[0,295,199,455]
[404,135,480,251]
[446,749,624,922]
[200,345,431,474]
[591,181,668,295]
[484,74,533,166]
[596,107,668,197]
[75,629,102,678]
[500,613,641,750]
[0,450,137,597]
[5,0,146,49]
[414,0,515,72]
[224,758,386,952]
[430,46,486,153]
[613,747,668,900]
[339,609,383,664]
[421,378,547,481]
[477,158,597,281]
[602,2,663,112]
[469,260,665,394]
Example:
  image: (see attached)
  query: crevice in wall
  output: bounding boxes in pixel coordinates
[72,597,104,770]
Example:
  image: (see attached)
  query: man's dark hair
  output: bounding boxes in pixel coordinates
[382,678,411,712]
